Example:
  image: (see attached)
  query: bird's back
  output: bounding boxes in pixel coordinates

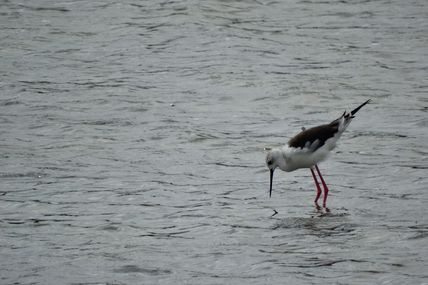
[288,122,340,151]
[287,99,371,151]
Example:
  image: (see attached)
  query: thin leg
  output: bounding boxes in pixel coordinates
[310,167,322,208]
[314,165,329,208]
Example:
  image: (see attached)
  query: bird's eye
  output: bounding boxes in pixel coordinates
[267,160,272,165]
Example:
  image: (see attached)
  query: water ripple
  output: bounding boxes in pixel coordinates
[1,0,427,284]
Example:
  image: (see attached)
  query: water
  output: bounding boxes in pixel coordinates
[1,0,427,284]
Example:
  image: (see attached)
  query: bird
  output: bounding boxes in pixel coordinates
[265,99,370,208]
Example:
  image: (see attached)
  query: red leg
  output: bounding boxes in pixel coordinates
[315,165,329,207]
[310,167,322,207]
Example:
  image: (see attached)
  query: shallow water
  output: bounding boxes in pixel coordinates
[1,0,427,284]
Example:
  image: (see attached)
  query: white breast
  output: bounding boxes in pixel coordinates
[282,134,341,172]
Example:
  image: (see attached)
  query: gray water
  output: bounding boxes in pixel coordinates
[1,0,427,284]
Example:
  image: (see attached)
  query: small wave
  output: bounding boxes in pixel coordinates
[113,265,171,275]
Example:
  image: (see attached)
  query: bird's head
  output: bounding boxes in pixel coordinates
[265,148,284,198]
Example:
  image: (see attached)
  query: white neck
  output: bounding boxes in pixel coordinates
[272,148,289,171]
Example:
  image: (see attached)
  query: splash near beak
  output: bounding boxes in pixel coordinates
[269,169,274,198]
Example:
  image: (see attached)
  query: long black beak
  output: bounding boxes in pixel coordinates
[269,169,274,198]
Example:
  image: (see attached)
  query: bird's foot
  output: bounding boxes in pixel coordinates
[322,201,331,212]
[314,202,331,216]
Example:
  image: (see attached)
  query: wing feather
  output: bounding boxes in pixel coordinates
[288,122,339,150]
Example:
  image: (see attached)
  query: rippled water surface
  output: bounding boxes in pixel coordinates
[1,0,427,284]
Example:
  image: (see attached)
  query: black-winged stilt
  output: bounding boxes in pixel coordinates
[266,100,370,208]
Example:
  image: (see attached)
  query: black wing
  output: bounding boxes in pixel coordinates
[288,100,370,150]
[288,122,339,150]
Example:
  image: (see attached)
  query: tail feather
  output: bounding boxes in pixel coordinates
[351,99,371,116]
[329,99,371,131]
[333,99,370,132]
